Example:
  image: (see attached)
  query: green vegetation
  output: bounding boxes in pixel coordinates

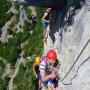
[0,76,10,90]
[24,34,43,56]
[0,0,43,88]
[23,20,31,31]
[25,6,32,19]
[7,15,19,35]
[24,7,43,57]
[0,0,13,28]
[13,61,35,90]
[0,60,5,77]
[16,31,30,44]
[13,7,43,90]
[0,39,19,66]
[0,25,30,66]
[0,60,9,90]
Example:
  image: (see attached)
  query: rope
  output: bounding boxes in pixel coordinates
[61,55,90,85]
[70,56,90,81]
[58,38,90,83]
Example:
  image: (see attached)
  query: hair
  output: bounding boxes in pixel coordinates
[46,8,52,13]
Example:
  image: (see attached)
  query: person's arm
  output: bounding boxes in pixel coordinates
[42,13,50,23]
[40,69,51,81]
[32,63,38,78]
[40,68,56,81]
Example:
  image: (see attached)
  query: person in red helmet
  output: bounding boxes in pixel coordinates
[39,49,57,90]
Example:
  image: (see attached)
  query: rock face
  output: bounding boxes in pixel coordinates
[44,0,90,90]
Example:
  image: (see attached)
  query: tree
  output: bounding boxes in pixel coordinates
[13,61,35,90]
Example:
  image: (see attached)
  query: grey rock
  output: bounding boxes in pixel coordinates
[45,1,90,90]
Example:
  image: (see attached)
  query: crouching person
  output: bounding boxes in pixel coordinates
[39,49,57,90]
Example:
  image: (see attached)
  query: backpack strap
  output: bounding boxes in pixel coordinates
[40,55,47,62]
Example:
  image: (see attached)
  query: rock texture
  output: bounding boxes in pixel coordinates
[44,0,90,90]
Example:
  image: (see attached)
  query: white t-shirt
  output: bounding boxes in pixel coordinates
[39,56,54,74]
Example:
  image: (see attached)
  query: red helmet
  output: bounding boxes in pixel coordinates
[47,49,57,60]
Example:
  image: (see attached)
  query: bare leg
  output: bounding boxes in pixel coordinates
[43,30,48,44]
[43,29,46,38]
[39,80,42,89]
[48,84,54,90]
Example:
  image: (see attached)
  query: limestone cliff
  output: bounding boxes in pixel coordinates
[44,0,90,90]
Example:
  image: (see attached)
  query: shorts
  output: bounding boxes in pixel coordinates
[42,21,47,29]
[38,72,57,87]
[38,73,42,81]
[43,78,57,86]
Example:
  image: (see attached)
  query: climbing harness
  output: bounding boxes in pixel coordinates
[58,38,90,85]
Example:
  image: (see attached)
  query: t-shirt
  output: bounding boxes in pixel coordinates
[42,9,50,22]
[39,56,54,74]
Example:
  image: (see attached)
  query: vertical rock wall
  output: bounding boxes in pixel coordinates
[44,0,90,90]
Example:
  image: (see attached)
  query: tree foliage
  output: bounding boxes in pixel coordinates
[0,0,13,28]
[0,3,43,89]
[0,60,9,90]
[0,38,19,65]
[24,7,43,57]
[13,61,35,90]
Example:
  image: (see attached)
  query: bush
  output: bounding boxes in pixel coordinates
[0,6,44,89]
[25,6,32,19]
[0,43,9,60]
[24,35,43,57]
[0,0,11,13]
[0,60,8,90]
[23,20,31,31]
[0,12,14,28]
[13,61,35,90]
[23,7,43,57]
[0,38,19,66]
[0,60,5,77]
[0,76,10,90]
[7,28,14,35]
[16,31,29,44]
[7,46,19,65]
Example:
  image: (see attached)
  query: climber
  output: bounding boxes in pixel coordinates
[33,56,42,89]
[42,8,51,43]
[39,49,58,90]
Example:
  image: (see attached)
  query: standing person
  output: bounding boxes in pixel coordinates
[42,8,52,43]
[33,56,42,90]
[39,49,57,90]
